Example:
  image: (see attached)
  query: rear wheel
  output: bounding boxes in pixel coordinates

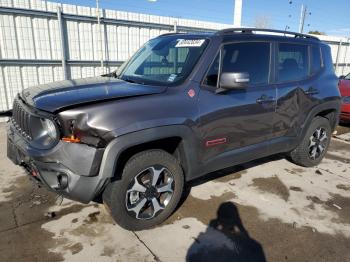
[103,150,184,230]
[288,116,331,167]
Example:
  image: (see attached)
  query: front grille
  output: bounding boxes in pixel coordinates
[11,98,33,140]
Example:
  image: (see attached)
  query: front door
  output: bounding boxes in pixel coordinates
[198,41,276,164]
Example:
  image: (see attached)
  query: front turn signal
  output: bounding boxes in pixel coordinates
[62,135,81,143]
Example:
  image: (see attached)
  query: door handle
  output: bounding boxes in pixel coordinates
[256,95,275,104]
[305,87,319,95]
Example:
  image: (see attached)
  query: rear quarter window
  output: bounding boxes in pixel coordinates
[311,45,323,75]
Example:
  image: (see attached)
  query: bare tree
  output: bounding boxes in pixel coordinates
[254,15,272,29]
[308,30,325,35]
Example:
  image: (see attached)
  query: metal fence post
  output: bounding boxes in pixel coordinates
[343,38,350,72]
[335,40,342,72]
[102,9,110,73]
[174,20,177,33]
[342,39,349,75]
[96,0,104,73]
[57,6,68,80]
[1,67,10,110]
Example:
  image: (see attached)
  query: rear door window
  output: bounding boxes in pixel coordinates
[277,43,309,82]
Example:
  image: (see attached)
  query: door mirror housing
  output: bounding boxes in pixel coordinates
[339,75,345,79]
[217,72,250,93]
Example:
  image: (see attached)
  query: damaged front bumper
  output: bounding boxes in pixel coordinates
[7,124,107,203]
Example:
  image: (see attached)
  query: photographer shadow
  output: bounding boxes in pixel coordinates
[186,202,266,262]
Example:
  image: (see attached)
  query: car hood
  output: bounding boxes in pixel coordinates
[20,76,167,112]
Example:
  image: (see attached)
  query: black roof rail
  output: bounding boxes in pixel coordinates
[159,32,179,37]
[216,28,319,40]
[159,31,214,37]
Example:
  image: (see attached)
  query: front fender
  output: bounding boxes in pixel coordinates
[98,125,200,182]
[102,117,194,140]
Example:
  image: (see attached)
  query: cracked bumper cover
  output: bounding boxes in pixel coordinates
[7,124,107,203]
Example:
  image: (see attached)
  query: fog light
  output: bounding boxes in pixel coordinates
[57,174,68,190]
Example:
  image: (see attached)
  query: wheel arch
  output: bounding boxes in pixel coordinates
[115,137,183,180]
[299,100,340,141]
[315,108,338,131]
[98,125,199,182]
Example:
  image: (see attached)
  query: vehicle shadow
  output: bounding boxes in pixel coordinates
[189,153,284,188]
[177,154,284,208]
[337,122,350,134]
[186,201,266,262]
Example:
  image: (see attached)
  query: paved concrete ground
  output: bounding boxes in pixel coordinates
[0,123,349,262]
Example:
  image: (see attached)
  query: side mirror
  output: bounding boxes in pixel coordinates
[217,72,250,94]
[339,75,345,79]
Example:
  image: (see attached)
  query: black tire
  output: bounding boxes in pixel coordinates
[103,149,184,230]
[288,116,331,167]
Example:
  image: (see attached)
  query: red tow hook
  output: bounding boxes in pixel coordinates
[31,169,39,177]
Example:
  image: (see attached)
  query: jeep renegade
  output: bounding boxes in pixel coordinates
[6,28,341,230]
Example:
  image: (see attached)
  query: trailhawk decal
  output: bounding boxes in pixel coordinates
[205,137,227,147]
[175,39,205,48]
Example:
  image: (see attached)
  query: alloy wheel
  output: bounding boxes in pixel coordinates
[125,165,174,220]
[308,127,328,160]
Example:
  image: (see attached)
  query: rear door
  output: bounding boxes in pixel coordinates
[298,44,325,123]
[274,42,310,138]
[198,41,276,163]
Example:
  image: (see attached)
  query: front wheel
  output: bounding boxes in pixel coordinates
[288,116,331,167]
[103,150,184,230]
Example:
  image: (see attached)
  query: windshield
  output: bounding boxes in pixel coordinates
[118,36,209,86]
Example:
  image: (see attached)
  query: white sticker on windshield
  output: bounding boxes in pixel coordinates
[175,39,205,48]
[167,74,177,82]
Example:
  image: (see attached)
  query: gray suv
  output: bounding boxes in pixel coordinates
[5,28,341,230]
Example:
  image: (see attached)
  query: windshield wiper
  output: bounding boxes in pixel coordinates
[101,71,118,78]
[121,76,146,85]
[122,76,135,83]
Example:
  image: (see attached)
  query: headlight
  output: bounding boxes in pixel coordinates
[41,118,57,139]
[28,117,59,150]
[342,96,350,104]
